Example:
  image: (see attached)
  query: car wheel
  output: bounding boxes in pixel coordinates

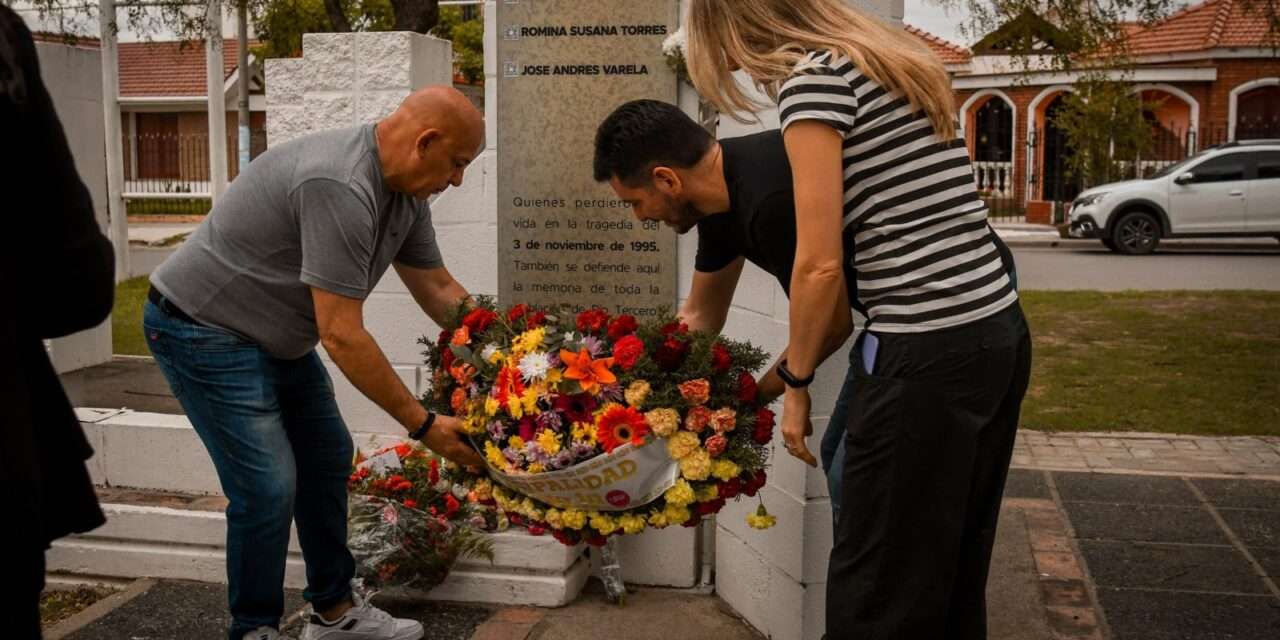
[1102,237,1118,251]
[1112,211,1161,255]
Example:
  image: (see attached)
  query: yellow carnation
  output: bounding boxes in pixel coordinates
[624,380,652,408]
[697,484,720,502]
[663,502,691,526]
[506,396,524,419]
[537,429,562,455]
[527,462,546,474]
[645,408,680,438]
[679,448,712,481]
[648,511,671,528]
[666,431,700,460]
[508,435,526,451]
[712,459,740,482]
[747,504,777,530]
[473,479,494,502]
[664,479,696,507]
[484,396,499,417]
[590,513,620,535]
[562,509,587,530]
[544,508,564,529]
[619,513,647,534]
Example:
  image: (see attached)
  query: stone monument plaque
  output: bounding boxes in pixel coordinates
[497,0,680,317]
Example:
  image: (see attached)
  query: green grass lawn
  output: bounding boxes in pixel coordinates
[107,280,1280,436]
[113,276,150,357]
[1020,290,1280,436]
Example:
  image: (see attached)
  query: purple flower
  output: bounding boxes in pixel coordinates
[487,420,506,441]
[570,441,596,461]
[599,383,624,403]
[548,450,575,470]
[537,411,563,431]
[581,335,605,358]
[503,447,522,464]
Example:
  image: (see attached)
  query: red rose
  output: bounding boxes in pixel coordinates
[437,329,451,348]
[507,303,529,324]
[462,308,498,334]
[552,528,580,546]
[744,470,767,497]
[403,499,419,509]
[428,458,441,486]
[440,347,455,369]
[660,321,689,336]
[753,408,776,445]
[696,498,726,516]
[528,310,548,328]
[654,336,690,370]
[737,372,759,403]
[711,343,732,372]
[718,477,743,499]
[607,314,638,340]
[528,524,547,536]
[444,494,461,516]
[576,308,611,334]
[611,334,645,370]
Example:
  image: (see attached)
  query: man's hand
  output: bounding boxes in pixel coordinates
[781,387,818,467]
[422,414,485,468]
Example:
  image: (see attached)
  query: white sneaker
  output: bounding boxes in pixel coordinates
[300,591,424,640]
[243,627,282,640]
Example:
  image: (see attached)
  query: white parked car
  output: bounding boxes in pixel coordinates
[1068,139,1280,254]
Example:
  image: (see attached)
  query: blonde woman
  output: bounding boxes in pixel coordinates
[685,0,1032,637]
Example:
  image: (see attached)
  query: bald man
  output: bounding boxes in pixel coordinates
[145,87,485,640]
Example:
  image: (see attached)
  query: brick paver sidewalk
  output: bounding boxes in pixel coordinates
[1013,430,1280,478]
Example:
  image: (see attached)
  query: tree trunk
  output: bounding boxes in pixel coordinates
[390,0,439,33]
[323,0,352,32]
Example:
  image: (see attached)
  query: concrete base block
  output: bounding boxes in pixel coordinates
[49,502,589,607]
[716,525,825,640]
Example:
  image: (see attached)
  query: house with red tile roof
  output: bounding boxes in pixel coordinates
[115,39,265,196]
[926,0,1280,222]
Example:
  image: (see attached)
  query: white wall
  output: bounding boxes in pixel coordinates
[709,2,903,638]
[37,41,114,374]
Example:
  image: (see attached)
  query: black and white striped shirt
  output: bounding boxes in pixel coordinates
[778,51,1017,333]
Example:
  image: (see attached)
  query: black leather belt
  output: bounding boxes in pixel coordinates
[148,285,200,326]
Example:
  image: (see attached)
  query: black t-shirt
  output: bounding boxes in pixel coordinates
[695,131,857,303]
[694,131,1016,313]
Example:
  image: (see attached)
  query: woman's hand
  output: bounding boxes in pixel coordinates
[781,387,818,467]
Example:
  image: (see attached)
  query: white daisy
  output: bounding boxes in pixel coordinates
[518,352,551,382]
[480,343,501,363]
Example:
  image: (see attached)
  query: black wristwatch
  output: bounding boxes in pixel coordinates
[777,359,815,389]
[409,412,437,440]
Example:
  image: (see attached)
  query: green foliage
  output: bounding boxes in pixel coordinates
[252,0,393,59]
[1049,74,1156,188]
[431,6,484,83]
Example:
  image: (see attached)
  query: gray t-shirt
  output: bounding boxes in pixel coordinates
[151,124,443,360]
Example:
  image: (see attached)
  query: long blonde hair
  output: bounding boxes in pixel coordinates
[685,0,957,140]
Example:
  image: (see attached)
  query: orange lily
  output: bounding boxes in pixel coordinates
[559,348,616,394]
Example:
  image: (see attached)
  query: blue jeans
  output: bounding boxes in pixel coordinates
[144,300,355,639]
[821,348,858,530]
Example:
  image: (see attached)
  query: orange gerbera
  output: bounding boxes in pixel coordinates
[495,366,525,407]
[559,348,616,394]
[596,405,650,453]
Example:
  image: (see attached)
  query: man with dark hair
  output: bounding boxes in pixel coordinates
[593,99,1017,525]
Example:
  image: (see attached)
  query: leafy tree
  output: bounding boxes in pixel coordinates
[431,6,483,83]
[1050,74,1157,188]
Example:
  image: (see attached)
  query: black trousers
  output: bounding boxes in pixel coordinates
[21,546,45,640]
[827,302,1032,640]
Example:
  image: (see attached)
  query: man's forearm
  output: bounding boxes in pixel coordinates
[423,278,471,326]
[324,329,426,431]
